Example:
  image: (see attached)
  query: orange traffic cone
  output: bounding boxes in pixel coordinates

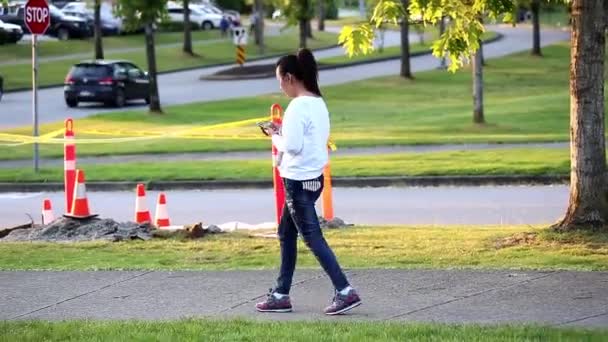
[42,199,55,224]
[64,169,97,219]
[154,193,171,228]
[135,183,151,224]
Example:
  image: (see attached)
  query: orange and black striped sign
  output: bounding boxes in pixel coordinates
[236,45,246,66]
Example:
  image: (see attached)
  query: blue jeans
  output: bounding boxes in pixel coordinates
[274,175,349,294]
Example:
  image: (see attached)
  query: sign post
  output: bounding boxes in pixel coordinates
[24,0,50,172]
[232,27,247,66]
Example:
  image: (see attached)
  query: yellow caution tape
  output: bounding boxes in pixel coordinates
[0,116,340,149]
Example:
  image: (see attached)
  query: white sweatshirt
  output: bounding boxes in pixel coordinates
[271,96,330,181]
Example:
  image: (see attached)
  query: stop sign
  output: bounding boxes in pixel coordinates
[24,0,51,35]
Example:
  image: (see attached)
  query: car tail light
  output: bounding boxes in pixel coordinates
[99,77,114,85]
[64,75,75,85]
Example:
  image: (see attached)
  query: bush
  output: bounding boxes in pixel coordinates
[325,0,338,20]
[214,0,246,12]
[157,21,201,32]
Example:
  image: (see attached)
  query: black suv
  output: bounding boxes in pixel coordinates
[0,4,91,40]
[64,60,151,108]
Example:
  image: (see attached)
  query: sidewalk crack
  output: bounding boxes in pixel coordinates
[385,271,559,320]
[10,271,154,320]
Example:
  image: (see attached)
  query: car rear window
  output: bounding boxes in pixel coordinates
[70,64,113,78]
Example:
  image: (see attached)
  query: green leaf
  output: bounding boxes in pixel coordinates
[338,0,519,72]
[339,24,376,57]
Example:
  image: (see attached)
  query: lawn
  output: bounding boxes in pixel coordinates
[0,226,606,271]
[0,42,581,160]
[0,30,223,63]
[0,29,338,91]
[0,148,570,183]
[1,319,605,342]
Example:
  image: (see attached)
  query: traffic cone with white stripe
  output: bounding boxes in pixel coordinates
[64,169,97,219]
[154,193,171,228]
[42,199,55,224]
[135,183,151,224]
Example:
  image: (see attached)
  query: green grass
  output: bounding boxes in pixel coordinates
[325,16,366,27]
[540,8,571,28]
[0,42,595,160]
[0,29,338,90]
[319,31,497,65]
[0,148,571,182]
[1,319,606,341]
[1,226,607,271]
[0,30,223,63]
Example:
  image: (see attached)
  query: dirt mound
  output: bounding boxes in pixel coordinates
[1,217,153,242]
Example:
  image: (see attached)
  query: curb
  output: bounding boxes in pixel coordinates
[202,33,505,81]
[4,44,341,94]
[0,174,569,192]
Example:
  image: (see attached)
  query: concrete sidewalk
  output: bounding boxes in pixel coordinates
[1,270,606,327]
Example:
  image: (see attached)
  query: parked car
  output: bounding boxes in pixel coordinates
[271,9,282,20]
[167,3,222,30]
[51,0,73,8]
[62,9,122,35]
[64,60,150,108]
[194,4,240,26]
[62,1,123,35]
[0,18,23,43]
[1,3,92,39]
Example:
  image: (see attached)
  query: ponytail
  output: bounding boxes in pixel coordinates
[276,48,322,97]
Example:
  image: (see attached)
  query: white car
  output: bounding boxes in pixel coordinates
[167,4,222,30]
[272,9,283,20]
[199,4,239,22]
[61,1,124,34]
[0,18,23,43]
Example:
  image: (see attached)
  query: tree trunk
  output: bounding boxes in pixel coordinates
[93,0,103,59]
[553,0,607,231]
[531,0,542,56]
[318,0,325,31]
[438,16,446,69]
[399,0,412,79]
[299,18,307,48]
[479,17,485,66]
[183,0,193,55]
[472,48,484,124]
[254,0,264,54]
[306,19,313,38]
[479,38,485,66]
[145,23,162,113]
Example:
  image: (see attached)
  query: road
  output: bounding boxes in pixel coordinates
[1,185,568,228]
[0,25,570,129]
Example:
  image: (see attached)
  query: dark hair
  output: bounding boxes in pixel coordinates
[276,48,322,97]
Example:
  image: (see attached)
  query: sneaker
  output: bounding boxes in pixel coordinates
[255,289,293,313]
[324,288,362,315]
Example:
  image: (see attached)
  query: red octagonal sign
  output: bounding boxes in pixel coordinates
[24,0,51,35]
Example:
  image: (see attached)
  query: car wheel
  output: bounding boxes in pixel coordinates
[57,28,70,41]
[202,21,213,30]
[66,98,78,108]
[114,89,125,107]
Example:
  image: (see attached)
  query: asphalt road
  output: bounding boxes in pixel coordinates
[1,185,568,228]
